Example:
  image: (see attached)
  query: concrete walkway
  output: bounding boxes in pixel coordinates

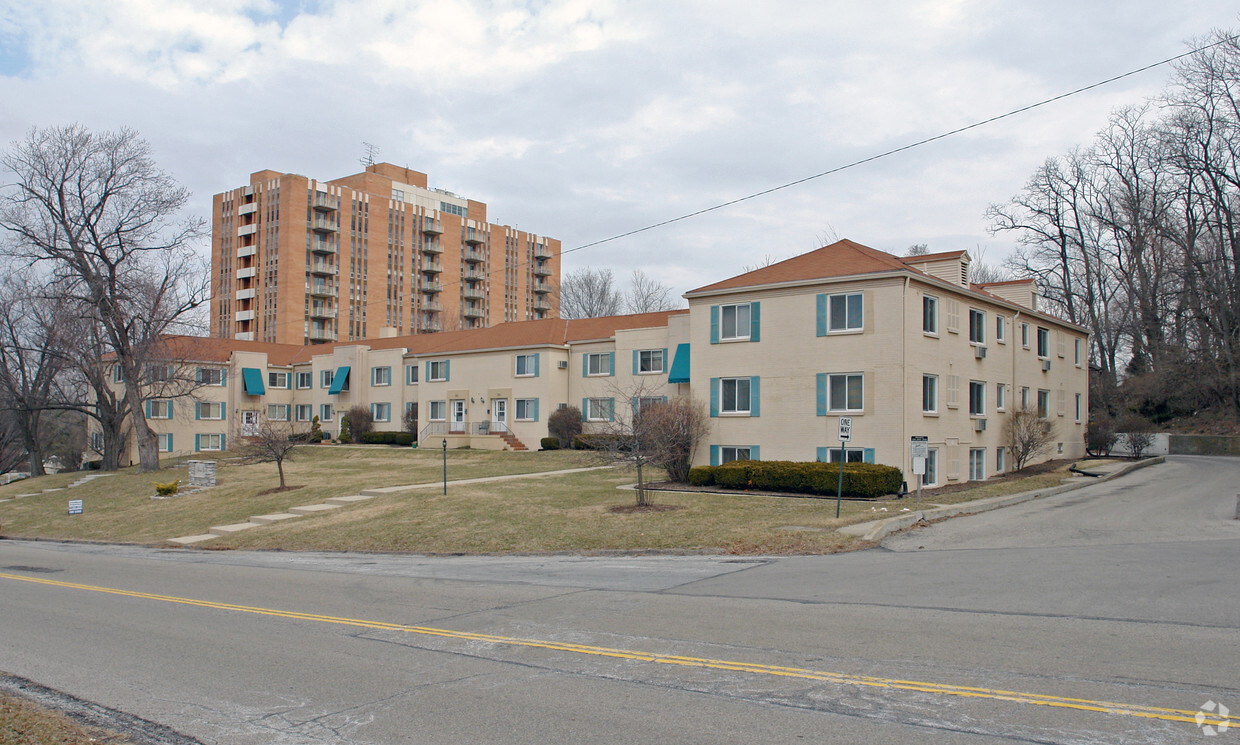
[167,465,614,546]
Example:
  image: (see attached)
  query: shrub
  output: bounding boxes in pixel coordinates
[692,460,902,500]
[548,406,583,448]
[338,415,352,444]
[153,480,179,496]
[310,415,322,442]
[358,431,415,446]
[572,433,626,450]
[1085,415,1118,456]
[540,437,560,450]
[345,405,374,438]
[687,466,714,486]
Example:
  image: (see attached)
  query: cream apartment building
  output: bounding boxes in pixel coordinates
[99,240,1087,486]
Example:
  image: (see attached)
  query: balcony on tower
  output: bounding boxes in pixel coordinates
[464,227,487,245]
[311,192,339,211]
[311,215,339,233]
[421,216,444,235]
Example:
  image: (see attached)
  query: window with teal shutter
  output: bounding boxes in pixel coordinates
[710,306,720,344]
[749,376,760,417]
[710,445,720,466]
[709,377,720,417]
[817,294,828,336]
[750,302,761,342]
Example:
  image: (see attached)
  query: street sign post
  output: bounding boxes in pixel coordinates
[835,417,853,518]
[911,436,928,504]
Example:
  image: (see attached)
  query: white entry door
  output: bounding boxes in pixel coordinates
[450,400,466,433]
[241,410,260,437]
[491,399,508,433]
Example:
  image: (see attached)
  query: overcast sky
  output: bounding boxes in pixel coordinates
[0,1,1236,302]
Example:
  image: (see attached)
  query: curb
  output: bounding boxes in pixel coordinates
[837,456,1166,543]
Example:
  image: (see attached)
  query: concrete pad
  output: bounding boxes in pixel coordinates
[325,495,375,505]
[288,503,342,515]
[41,488,65,493]
[208,522,260,536]
[166,534,218,545]
[249,512,304,525]
[15,494,39,498]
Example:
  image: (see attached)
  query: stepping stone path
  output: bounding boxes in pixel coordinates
[167,495,375,545]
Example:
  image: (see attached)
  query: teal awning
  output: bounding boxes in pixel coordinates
[327,366,350,394]
[668,343,690,383]
[241,367,265,395]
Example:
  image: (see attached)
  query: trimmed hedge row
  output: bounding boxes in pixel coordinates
[540,437,561,450]
[358,431,416,446]
[687,460,903,500]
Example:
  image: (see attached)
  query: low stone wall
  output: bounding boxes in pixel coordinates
[1168,434,1240,456]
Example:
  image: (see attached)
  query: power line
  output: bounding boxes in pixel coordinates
[564,34,1238,256]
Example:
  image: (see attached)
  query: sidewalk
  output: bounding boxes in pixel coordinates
[167,465,614,546]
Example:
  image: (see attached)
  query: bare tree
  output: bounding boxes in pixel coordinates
[0,124,209,472]
[968,245,1010,285]
[1004,406,1055,471]
[905,243,929,256]
[633,396,710,483]
[624,270,676,314]
[547,405,582,448]
[242,419,305,490]
[0,402,26,476]
[559,267,621,319]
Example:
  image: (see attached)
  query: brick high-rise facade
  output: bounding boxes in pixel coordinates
[210,163,560,345]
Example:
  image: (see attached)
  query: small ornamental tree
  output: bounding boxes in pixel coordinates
[548,405,583,448]
[403,402,418,435]
[310,415,322,442]
[1085,415,1118,457]
[1120,415,1155,459]
[243,420,306,489]
[1005,406,1055,471]
[346,405,374,438]
[338,415,351,444]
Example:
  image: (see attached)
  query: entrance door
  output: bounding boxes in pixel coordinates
[449,400,466,433]
[491,399,508,433]
[241,410,260,437]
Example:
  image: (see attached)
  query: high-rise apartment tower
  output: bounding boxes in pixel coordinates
[210,163,560,345]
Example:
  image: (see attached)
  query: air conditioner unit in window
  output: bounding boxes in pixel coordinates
[974,418,987,432]
[1041,360,1052,372]
[557,360,568,369]
[974,346,987,359]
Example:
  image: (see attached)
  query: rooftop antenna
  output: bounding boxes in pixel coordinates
[360,142,379,168]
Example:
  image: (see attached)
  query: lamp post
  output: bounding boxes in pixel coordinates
[441,438,448,495]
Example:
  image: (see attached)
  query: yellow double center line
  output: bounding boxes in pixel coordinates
[2,571,1233,729]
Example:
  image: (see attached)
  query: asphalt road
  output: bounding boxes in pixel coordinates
[1,455,1237,744]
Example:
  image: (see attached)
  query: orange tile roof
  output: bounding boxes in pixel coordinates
[151,336,305,365]
[687,239,912,294]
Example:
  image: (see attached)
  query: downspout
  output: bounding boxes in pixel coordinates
[902,276,909,473]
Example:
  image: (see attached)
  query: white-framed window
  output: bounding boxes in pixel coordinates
[826,447,865,464]
[585,353,611,376]
[585,397,614,422]
[922,295,938,335]
[828,373,863,412]
[969,448,986,481]
[515,354,538,377]
[1021,386,1030,409]
[320,403,334,422]
[295,404,312,422]
[1036,327,1050,358]
[995,447,1005,473]
[720,377,752,414]
[157,433,173,452]
[968,309,985,345]
[1021,323,1030,348]
[268,371,289,389]
[637,349,664,374]
[1075,393,1082,422]
[295,371,312,389]
[720,303,751,341]
[196,401,224,420]
[267,404,289,421]
[996,316,1006,344]
[996,383,1006,411]
[406,364,418,384]
[147,400,172,419]
[925,448,939,486]
[429,401,446,421]
[969,380,985,417]
[147,364,174,381]
[372,402,391,422]
[198,434,224,452]
[427,360,449,382]
[197,368,225,386]
[515,398,538,421]
[1037,389,1051,418]
[828,292,863,332]
[1075,338,1083,366]
[721,446,751,464]
[922,374,937,414]
[320,370,333,388]
[372,366,391,386]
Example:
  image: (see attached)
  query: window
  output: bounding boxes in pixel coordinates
[633,396,666,414]
[1037,389,1050,418]
[295,404,312,422]
[969,448,985,481]
[996,316,1006,344]
[826,447,865,464]
[1021,323,1030,348]
[198,434,224,451]
[968,381,985,416]
[1075,338,1083,366]
[721,377,752,414]
[720,303,751,341]
[197,368,225,386]
[321,370,333,388]
[267,404,289,421]
[320,404,334,422]
[1036,327,1050,358]
[1075,393,1082,422]
[996,383,1006,411]
[922,296,938,334]
[585,353,611,376]
[585,397,614,422]
[636,349,664,374]
[828,373,863,412]
[429,401,446,421]
[996,447,1005,473]
[268,371,289,389]
[372,402,391,422]
[1021,386,1030,409]
[924,448,939,486]
[515,354,538,377]
[372,366,391,386]
[147,400,171,419]
[922,374,937,413]
[147,364,173,382]
[296,371,312,389]
[721,446,751,464]
[157,433,173,452]
[90,431,103,452]
[968,309,985,344]
[828,292,863,332]
[196,402,224,420]
[406,364,419,384]
[515,398,538,421]
[427,360,449,382]
[111,365,124,383]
